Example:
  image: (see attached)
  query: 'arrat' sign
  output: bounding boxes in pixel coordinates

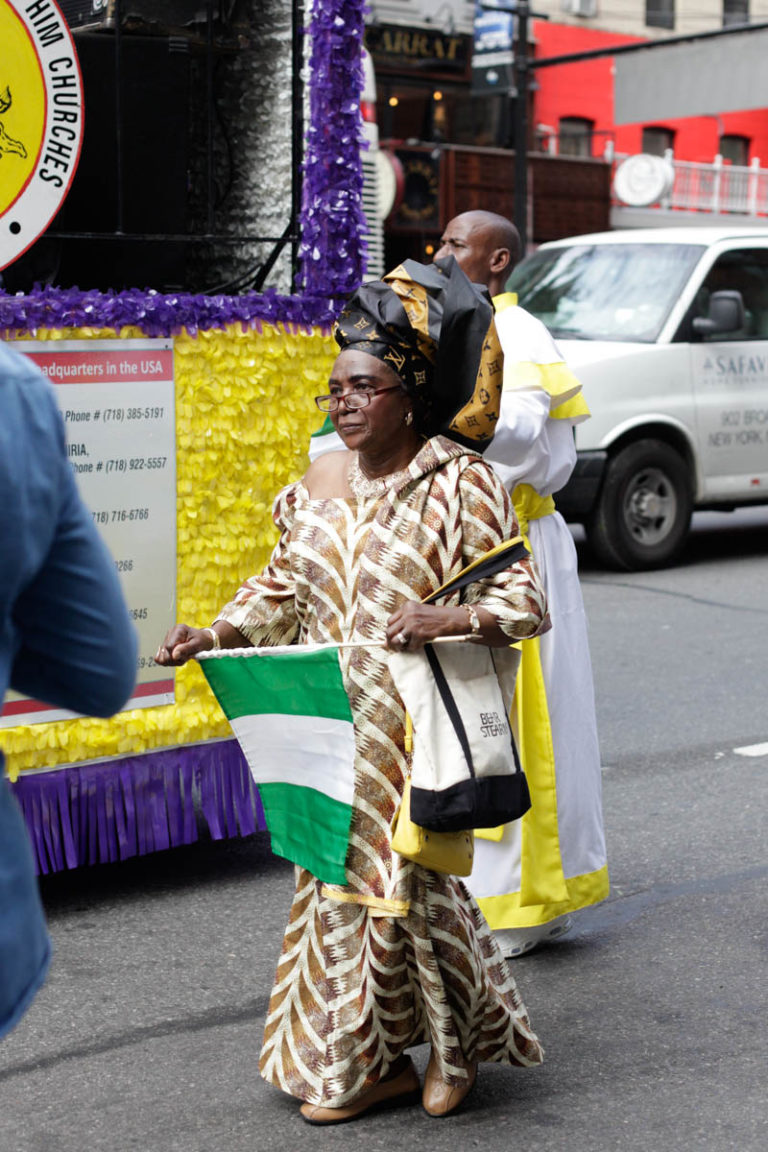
[0,0,84,271]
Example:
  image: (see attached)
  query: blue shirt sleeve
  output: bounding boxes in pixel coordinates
[0,340,139,1041]
[3,351,138,716]
[0,338,140,1036]
[10,435,139,716]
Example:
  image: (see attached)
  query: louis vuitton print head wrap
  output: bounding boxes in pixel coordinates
[333,256,503,451]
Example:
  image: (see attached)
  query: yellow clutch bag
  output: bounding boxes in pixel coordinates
[391,776,474,877]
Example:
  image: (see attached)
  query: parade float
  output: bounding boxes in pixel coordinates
[0,0,370,872]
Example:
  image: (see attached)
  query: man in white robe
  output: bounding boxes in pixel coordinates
[434,211,608,956]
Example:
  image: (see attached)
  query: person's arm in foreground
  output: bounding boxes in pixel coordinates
[1,349,136,1042]
[10,394,138,716]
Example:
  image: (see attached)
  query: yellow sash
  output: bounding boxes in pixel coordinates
[476,483,554,843]
[511,483,556,539]
[475,486,554,844]
[475,484,567,907]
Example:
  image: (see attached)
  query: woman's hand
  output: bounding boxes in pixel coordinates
[156,620,251,665]
[386,603,469,651]
[386,601,515,650]
[155,625,215,667]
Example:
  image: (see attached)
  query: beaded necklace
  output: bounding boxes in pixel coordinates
[347,453,415,499]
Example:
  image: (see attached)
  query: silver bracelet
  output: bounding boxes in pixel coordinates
[205,626,221,650]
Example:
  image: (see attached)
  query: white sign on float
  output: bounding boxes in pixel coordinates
[0,0,84,271]
[0,339,177,728]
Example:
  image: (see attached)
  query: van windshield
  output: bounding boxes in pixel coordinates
[506,242,705,342]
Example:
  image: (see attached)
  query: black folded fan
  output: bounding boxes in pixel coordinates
[421,536,530,606]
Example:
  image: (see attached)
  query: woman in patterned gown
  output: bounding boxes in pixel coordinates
[156,259,548,1124]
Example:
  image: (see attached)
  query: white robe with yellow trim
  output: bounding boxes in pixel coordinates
[467,297,608,929]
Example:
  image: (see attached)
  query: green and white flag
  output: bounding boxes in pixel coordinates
[199,644,355,884]
[308,414,343,461]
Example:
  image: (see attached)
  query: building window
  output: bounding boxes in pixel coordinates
[642,126,675,156]
[646,0,675,30]
[559,117,594,157]
[719,134,750,166]
[723,0,749,27]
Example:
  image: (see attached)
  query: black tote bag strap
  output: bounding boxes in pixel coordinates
[423,643,475,780]
[418,537,530,782]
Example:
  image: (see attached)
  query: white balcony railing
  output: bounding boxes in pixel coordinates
[611,151,768,219]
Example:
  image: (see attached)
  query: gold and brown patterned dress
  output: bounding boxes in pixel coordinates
[218,436,547,1107]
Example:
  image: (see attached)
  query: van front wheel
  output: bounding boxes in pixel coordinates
[587,439,693,570]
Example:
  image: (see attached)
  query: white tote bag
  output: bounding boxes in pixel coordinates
[388,641,530,833]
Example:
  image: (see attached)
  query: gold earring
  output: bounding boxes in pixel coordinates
[405,411,413,426]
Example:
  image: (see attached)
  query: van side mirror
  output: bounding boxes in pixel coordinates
[692,289,746,336]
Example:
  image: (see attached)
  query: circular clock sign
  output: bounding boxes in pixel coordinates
[0,0,83,272]
[613,153,675,208]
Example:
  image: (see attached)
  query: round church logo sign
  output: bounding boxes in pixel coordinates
[613,153,675,209]
[0,0,83,272]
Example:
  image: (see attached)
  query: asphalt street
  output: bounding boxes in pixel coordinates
[1,507,766,1152]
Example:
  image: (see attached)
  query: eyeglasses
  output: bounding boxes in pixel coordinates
[314,385,403,413]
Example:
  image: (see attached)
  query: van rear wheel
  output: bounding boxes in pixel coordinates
[587,439,693,570]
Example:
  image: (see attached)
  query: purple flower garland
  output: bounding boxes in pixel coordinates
[0,285,339,338]
[0,0,368,336]
[299,0,369,301]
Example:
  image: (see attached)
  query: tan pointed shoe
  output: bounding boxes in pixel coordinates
[300,1056,420,1125]
[422,1049,477,1117]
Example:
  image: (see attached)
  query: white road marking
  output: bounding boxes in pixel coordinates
[733,742,768,758]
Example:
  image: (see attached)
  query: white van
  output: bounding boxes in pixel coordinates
[507,227,768,569]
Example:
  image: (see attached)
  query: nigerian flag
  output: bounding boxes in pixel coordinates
[308,414,343,461]
[199,644,355,884]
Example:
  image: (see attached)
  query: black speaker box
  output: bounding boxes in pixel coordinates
[56,33,191,290]
[3,32,192,292]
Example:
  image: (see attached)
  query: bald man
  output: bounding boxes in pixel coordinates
[434,211,608,957]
